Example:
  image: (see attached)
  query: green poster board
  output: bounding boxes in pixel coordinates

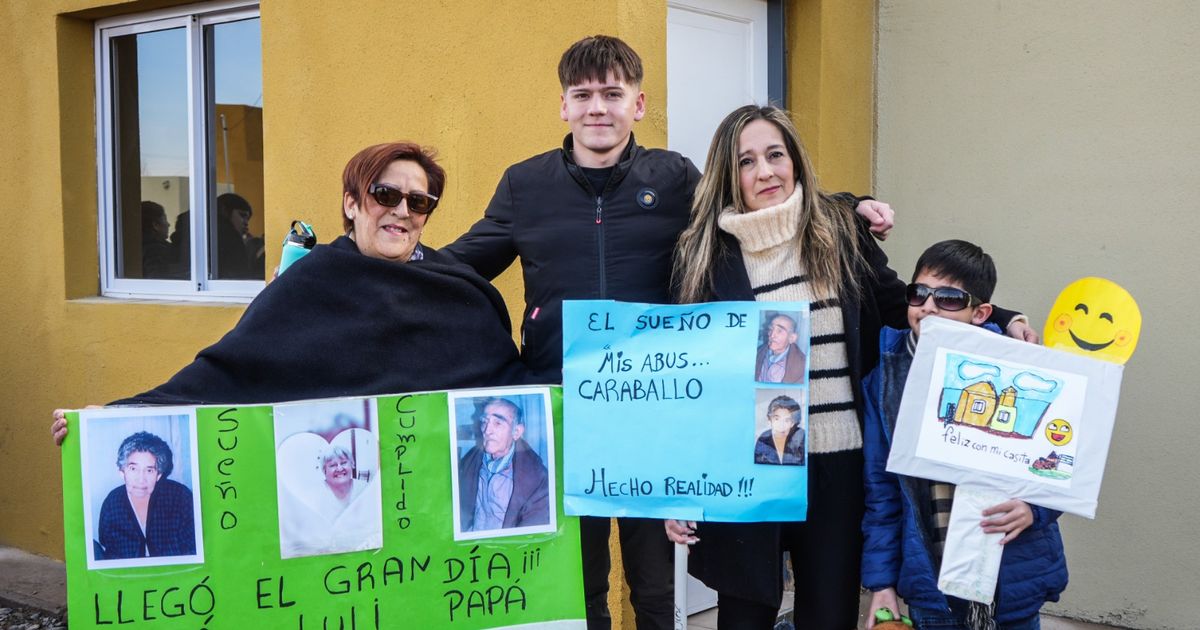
[61,386,584,629]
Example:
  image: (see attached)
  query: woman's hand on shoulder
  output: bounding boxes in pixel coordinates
[855,199,895,241]
[664,519,699,545]
[1006,318,1041,344]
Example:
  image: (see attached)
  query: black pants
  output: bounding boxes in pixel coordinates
[581,515,675,630]
[717,449,866,630]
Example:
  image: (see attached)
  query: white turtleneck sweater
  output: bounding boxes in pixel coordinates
[717,186,862,454]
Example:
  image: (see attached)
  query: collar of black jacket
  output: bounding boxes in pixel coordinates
[560,132,640,195]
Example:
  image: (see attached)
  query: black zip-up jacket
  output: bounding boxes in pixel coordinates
[444,134,701,380]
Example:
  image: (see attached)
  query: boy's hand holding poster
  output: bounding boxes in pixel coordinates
[561,300,812,522]
[61,386,585,629]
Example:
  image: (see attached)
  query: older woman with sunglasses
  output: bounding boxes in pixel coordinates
[342,144,442,263]
[53,142,528,441]
[663,106,1032,630]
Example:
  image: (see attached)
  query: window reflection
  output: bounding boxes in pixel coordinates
[207,18,264,280]
[111,27,189,280]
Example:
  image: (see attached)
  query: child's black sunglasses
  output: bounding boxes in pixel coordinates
[905,283,978,312]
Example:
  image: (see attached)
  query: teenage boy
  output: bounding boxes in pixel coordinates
[444,35,689,629]
[444,35,894,629]
[860,240,1067,629]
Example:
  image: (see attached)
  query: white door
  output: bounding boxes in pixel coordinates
[667,3,771,614]
[668,0,770,170]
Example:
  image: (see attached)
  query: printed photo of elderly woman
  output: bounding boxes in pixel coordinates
[80,409,202,569]
[273,398,382,559]
[753,390,807,466]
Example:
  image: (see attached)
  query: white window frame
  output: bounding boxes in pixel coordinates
[95,1,262,301]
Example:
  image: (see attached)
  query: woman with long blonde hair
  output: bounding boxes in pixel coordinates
[665,105,1027,629]
[673,106,866,305]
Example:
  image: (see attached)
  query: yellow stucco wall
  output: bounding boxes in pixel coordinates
[787,0,875,195]
[1,0,872,626]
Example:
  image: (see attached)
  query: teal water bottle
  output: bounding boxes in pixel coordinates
[278,220,316,275]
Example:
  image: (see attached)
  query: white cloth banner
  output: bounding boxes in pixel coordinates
[887,317,1123,518]
[937,485,1006,604]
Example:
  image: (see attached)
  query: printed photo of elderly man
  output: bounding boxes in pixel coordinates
[451,390,555,540]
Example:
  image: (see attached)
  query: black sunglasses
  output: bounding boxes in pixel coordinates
[905,283,978,312]
[367,183,439,214]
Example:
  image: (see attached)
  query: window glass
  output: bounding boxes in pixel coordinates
[206,17,264,281]
[110,27,189,280]
[98,5,263,298]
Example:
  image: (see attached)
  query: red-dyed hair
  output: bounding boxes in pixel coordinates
[341,142,447,234]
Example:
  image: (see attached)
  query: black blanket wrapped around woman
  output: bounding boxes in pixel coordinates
[113,236,531,406]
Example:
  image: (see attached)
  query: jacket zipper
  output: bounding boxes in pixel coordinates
[595,195,606,298]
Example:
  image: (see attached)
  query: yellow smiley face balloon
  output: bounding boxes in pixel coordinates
[1044,277,1141,364]
[1045,419,1073,446]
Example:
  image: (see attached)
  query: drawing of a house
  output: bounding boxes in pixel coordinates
[1030,450,1072,480]
[991,386,1018,433]
[939,354,1063,439]
[1032,451,1060,470]
[954,381,997,427]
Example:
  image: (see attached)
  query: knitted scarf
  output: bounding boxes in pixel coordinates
[717,185,861,454]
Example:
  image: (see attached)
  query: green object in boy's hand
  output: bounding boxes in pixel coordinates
[874,607,914,626]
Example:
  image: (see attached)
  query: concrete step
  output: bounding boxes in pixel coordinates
[0,547,66,614]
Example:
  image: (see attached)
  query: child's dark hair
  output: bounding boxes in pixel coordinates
[913,239,997,302]
[558,35,643,89]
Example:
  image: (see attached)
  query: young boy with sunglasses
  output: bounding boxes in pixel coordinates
[860,240,1067,630]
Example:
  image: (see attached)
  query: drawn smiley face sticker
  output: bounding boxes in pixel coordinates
[1043,277,1142,364]
[1045,419,1073,446]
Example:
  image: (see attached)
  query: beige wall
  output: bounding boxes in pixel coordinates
[875,2,1198,627]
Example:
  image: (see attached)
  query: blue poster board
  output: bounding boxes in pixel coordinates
[562,300,811,522]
